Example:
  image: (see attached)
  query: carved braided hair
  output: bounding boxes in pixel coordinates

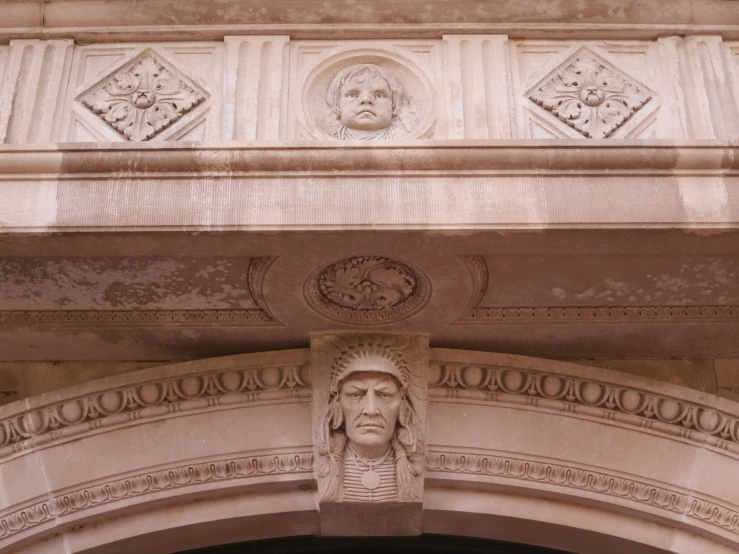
[317,374,423,502]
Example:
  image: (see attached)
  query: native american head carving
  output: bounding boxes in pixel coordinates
[311,333,429,503]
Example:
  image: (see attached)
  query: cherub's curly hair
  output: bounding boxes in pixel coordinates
[326,64,404,118]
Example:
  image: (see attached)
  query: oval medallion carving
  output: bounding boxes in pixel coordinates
[304,256,430,324]
[300,50,437,140]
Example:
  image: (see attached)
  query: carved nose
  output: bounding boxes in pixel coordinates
[359,93,374,105]
[362,389,380,415]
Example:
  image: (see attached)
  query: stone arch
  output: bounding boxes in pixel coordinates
[1,349,737,553]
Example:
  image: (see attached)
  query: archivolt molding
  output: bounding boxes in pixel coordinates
[4,348,739,551]
[247,256,282,324]
[0,352,311,461]
[429,351,739,459]
[0,451,314,542]
[426,449,739,538]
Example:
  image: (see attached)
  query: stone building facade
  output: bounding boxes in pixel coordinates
[1,0,739,552]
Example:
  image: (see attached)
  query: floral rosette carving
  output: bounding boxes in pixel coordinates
[320,256,415,310]
[81,54,206,141]
[304,257,430,324]
[529,52,651,138]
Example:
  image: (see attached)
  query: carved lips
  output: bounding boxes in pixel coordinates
[356,421,385,433]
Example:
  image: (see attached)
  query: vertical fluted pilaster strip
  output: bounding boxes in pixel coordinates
[442,35,511,139]
[222,36,290,141]
[688,36,739,140]
[659,36,738,139]
[442,36,465,139]
[0,40,74,144]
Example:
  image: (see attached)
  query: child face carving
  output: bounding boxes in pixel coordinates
[337,75,394,132]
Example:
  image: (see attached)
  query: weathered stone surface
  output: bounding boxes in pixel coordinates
[0,5,737,552]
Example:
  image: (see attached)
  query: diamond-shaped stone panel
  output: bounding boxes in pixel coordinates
[528,49,652,139]
[79,52,207,141]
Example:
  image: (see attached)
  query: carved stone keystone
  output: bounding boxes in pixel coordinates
[310,331,429,536]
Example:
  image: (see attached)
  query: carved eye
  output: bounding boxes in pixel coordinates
[347,92,358,98]
[374,92,385,99]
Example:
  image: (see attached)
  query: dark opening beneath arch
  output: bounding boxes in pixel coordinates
[177,535,573,553]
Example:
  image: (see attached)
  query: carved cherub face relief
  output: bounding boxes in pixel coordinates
[339,371,402,459]
[338,75,394,132]
[326,64,405,140]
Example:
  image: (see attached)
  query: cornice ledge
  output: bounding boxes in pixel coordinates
[5,23,739,42]
[0,141,736,177]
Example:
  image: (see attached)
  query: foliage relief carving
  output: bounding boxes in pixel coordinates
[305,257,430,324]
[529,50,651,138]
[80,53,206,141]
